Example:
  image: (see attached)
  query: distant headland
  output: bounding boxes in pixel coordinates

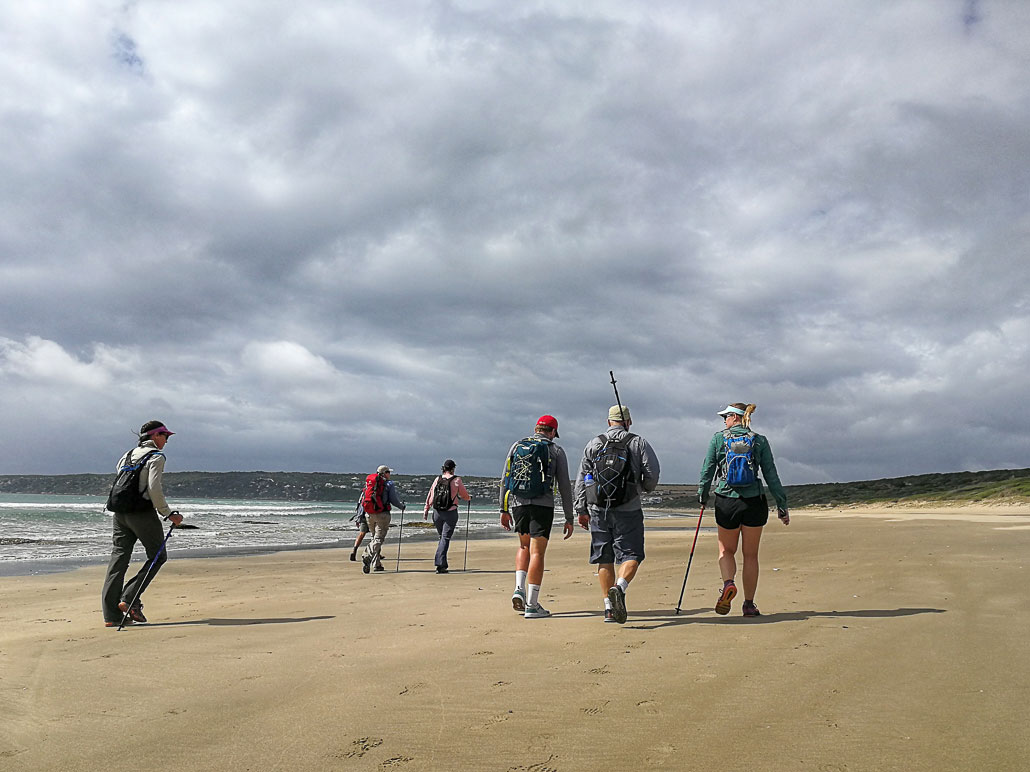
[1,468,1028,508]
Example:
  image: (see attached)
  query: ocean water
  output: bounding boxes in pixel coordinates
[0,493,502,575]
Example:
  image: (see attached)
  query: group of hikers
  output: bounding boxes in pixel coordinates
[100,403,789,629]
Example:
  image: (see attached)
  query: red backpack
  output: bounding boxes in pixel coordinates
[361,473,387,514]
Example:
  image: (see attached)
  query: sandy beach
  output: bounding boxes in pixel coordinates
[2,506,1028,772]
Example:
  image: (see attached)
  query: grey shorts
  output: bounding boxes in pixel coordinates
[355,515,369,534]
[588,508,645,565]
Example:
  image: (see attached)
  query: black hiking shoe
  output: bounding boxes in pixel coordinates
[607,586,627,624]
[349,550,357,562]
[361,554,371,574]
[374,563,385,572]
[742,600,761,618]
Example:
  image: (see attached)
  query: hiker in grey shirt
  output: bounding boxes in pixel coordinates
[499,415,574,619]
[574,405,660,624]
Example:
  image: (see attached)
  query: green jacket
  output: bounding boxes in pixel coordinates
[698,425,788,510]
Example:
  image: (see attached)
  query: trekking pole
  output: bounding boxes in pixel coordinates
[396,507,405,572]
[462,499,471,571]
[117,520,176,631]
[609,370,627,425]
[675,507,705,614]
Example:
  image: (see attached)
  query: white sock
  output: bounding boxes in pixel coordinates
[515,570,528,593]
[527,584,541,607]
[616,577,629,593]
[604,597,612,610]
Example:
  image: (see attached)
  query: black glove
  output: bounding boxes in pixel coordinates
[698,493,706,507]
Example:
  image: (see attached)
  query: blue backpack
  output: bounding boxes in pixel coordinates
[722,430,758,487]
[505,437,552,499]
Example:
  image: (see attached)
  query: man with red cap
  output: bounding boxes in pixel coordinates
[499,415,574,619]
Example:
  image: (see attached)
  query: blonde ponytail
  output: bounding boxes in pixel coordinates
[728,402,757,429]
[742,404,756,429]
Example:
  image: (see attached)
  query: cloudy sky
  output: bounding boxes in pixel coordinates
[1,0,1028,485]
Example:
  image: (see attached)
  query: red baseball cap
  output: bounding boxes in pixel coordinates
[536,415,559,437]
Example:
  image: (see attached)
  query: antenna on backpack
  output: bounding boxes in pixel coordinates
[609,371,627,425]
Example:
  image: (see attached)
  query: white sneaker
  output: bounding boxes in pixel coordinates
[511,589,526,613]
[524,604,551,619]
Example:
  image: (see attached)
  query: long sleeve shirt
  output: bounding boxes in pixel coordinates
[573,427,661,515]
[698,425,788,510]
[116,440,172,517]
[424,474,471,513]
[499,433,575,523]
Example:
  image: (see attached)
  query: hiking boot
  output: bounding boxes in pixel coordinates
[436,566,449,574]
[349,550,357,562]
[742,600,761,618]
[607,586,627,624]
[603,608,616,623]
[361,554,371,574]
[715,580,737,615]
[511,589,527,613]
[118,601,147,624]
[373,563,385,572]
[524,604,551,619]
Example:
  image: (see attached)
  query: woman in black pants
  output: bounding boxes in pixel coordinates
[423,459,471,573]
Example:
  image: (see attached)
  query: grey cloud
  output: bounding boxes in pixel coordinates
[1,1,1028,484]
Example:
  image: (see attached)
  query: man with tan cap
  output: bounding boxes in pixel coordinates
[574,405,660,624]
[360,465,406,573]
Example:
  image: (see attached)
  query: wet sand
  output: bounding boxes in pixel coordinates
[2,506,1028,771]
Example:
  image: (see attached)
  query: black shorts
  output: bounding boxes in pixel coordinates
[714,493,769,529]
[512,505,554,539]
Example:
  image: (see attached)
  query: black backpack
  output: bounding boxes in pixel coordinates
[432,476,456,510]
[106,450,161,514]
[586,434,636,508]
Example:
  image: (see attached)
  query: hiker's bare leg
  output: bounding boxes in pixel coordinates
[741,525,764,600]
[527,535,548,585]
[718,525,740,583]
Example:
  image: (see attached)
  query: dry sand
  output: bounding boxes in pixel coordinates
[2,507,1029,771]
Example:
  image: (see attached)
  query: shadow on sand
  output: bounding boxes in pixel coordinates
[140,615,335,628]
[550,606,946,629]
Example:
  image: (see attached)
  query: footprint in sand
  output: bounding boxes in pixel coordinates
[507,755,559,772]
[380,756,414,767]
[587,665,610,675]
[636,699,660,715]
[645,742,676,767]
[398,682,427,696]
[580,700,609,715]
[343,737,383,758]
[474,713,511,730]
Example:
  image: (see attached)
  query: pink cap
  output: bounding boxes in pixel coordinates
[146,425,175,436]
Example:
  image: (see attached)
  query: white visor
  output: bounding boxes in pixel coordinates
[717,406,746,417]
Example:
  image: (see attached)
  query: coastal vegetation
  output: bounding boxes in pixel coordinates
[1,467,1029,508]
